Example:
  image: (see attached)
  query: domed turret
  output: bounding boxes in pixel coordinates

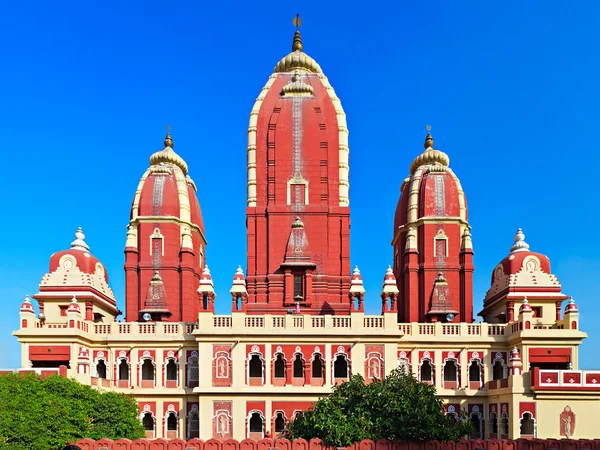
[35,228,118,322]
[245,17,351,315]
[480,229,569,323]
[392,128,473,323]
[67,296,81,314]
[125,131,207,322]
[47,228,111,287]
[349,266,365,295]
[381,266,399,294]
[20,296,35,314]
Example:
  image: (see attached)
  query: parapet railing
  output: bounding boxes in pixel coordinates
[205,314,509,338]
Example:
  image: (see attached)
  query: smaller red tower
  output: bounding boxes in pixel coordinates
[392,129,474,323]
[125,132,207,322]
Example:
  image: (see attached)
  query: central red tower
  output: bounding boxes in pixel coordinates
[245,24,351,315]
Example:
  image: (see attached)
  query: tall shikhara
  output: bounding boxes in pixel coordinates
[245,26,351,315]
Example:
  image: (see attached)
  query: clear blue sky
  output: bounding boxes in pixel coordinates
[1,2,598,369]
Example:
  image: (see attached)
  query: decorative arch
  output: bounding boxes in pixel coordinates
[140,404,156,439]
[116,350,130,387]
[247,346,265,386]
[366,351,384,381]
[520,411,536,437]
[433,228,449,258]
[446,404,458,419]
[419,352,434,384]
[492,352,507,380]
[139,350,156,388]
[332,346,350,383]
[500,409,509,436]
[273,410,287,434]
[247,409,265,439]
[214,408,232,438]
[468,352,484,388]
[214,351,231,379]
[164,404,179,438]
[398,350,412,375]
[293,350,306,380]
[150,227,165,256]
[187,351,199,388]
[287,175,309,206]
[469,405,484,439]
[94,351,108,379]
[441,351,460,388]
[187,404,200,440]
[272,349,286,385]
[310,348,325,386]
[164,351,179,387]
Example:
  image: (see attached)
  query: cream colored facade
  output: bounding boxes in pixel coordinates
[13,297,600,441]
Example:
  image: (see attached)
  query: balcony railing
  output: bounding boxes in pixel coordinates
[531,367,600,390]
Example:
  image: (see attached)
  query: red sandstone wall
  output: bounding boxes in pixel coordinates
[75,438,600,450]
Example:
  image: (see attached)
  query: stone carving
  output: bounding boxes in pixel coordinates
[560,406,575,438]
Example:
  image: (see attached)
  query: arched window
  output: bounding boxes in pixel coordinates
[420,359,433,382]
[187,356,199,387]
[334,354,349,379]
[398,358,410,375]
[167,413,178,431]
[446,405,458,420]
[520,412,535,436]
[166,359,177,381]
[493,359,505,380]
[142,412,154,431]
[249,412,263,433]
[141,359,155,381]
[500,413,509,435]
[293,355,304,378]
[274,412,286,433]
[443,360,458,382]
[249,354,263,378]
[312,354,323,378]
[96,359,107,379]
[470,413,482,439]
[469,360,481,382]
[188,407,199,439]
[489,412,498,434]
[118,359,129,381]
[274,354,285,378]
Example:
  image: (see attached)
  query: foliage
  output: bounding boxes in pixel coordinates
[0,372,145,450]
[286,369,473,447]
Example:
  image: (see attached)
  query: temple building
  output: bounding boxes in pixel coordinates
[11,19,600,442]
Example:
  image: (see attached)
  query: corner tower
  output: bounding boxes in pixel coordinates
[125,132,207,322]
[245,17,351,315]
[392,129,474,323]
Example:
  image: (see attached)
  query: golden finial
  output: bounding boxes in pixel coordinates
[164,125,174,148]
[424,124,434,149]
[292,14,303,52]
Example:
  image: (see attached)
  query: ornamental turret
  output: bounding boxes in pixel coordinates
[480,229,569,324]
[230,266,247,312]
[125,132,207,322]
[245,17,351,314]
[197,266,215,313]
[34,228,118,323]
[381,266,399,313]
[392,129,473,323]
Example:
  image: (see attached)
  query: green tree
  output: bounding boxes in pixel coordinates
[286,369,473,447]
[0,372,145,450]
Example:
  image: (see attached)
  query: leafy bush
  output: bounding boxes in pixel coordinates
[286,369,473,447]
[0,372,144,450]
